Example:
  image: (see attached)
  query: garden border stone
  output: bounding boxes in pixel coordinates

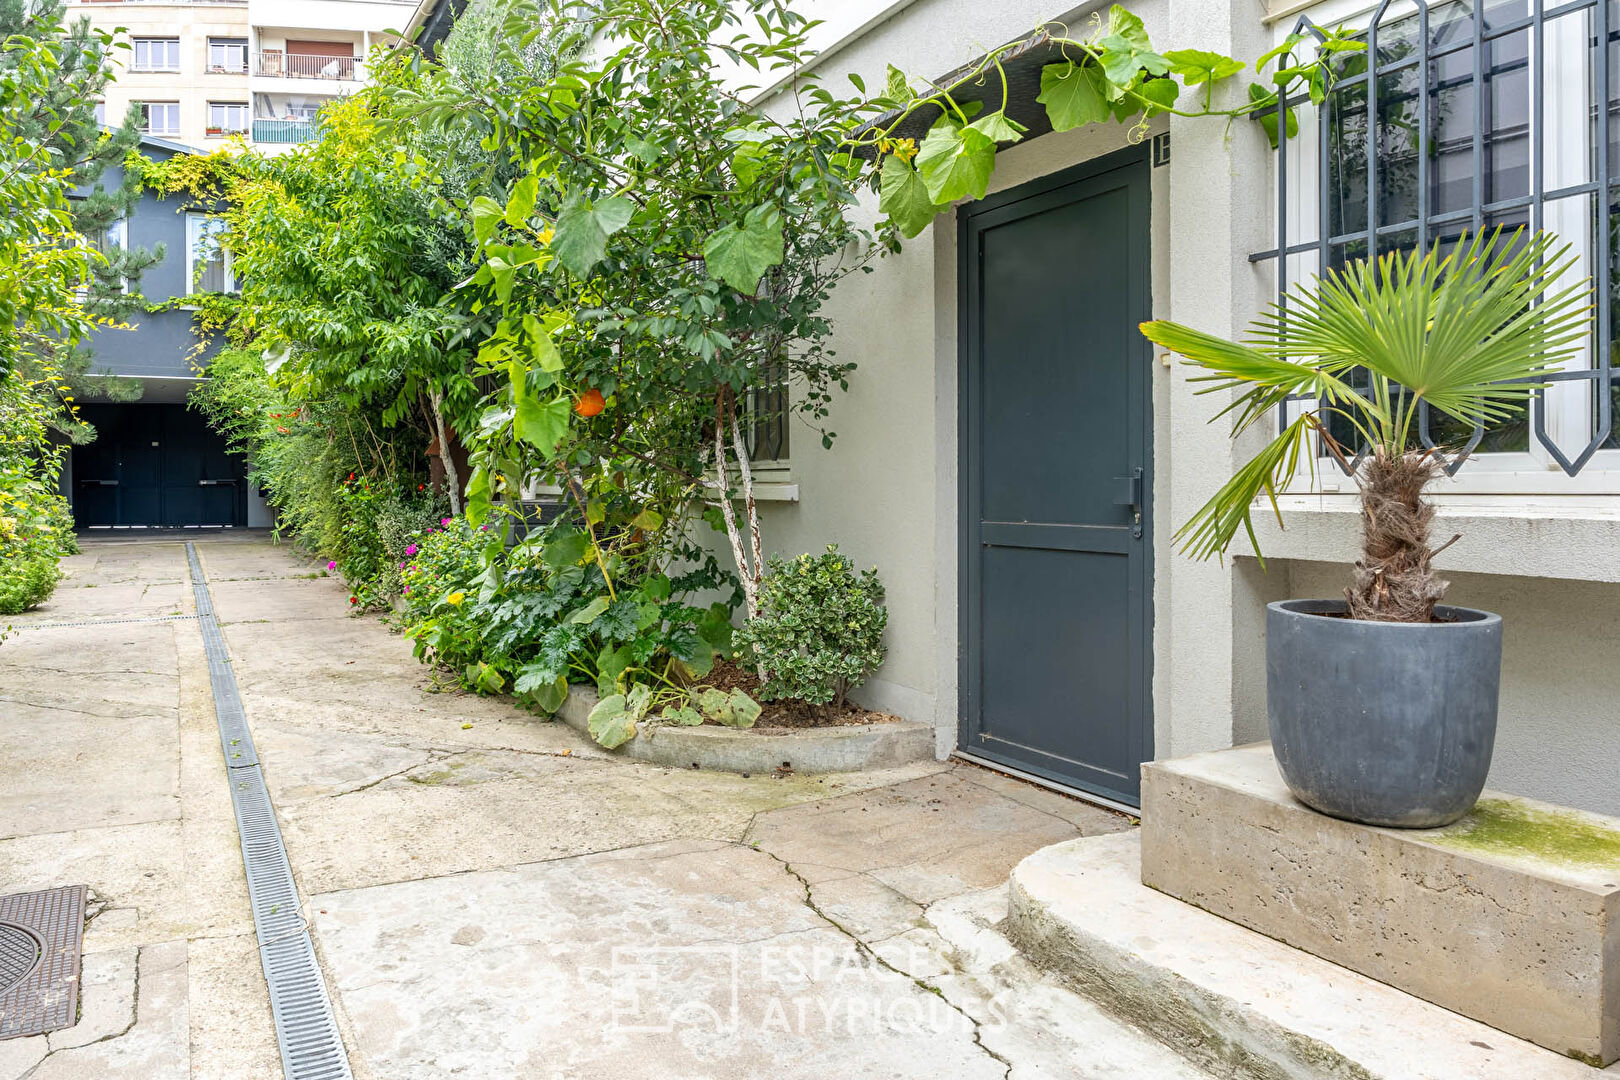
[555,686,936,774]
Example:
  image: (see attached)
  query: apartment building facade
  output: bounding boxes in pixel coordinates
[71,0,413,151]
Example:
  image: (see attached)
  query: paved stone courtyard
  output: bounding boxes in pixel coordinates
[0,534,1207,1079]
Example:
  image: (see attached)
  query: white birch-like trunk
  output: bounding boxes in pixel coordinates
[727,403,764,602]
[712,397,758,618]
[429,388,462,517]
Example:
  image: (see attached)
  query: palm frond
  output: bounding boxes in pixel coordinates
[1173,412,1317,564]
[1147,226,1595,561]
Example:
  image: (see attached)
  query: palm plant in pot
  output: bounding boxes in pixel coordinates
[1142,229,1592,828]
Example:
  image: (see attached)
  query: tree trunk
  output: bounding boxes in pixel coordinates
[727,397,765,605]
[428,388,462,517]
[1345,449,1450,622]
[713,393,759,619]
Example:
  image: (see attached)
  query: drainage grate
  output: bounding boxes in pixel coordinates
[13,615,200,631]
[0,885,86,1041]
[185,545,257,769]
[185,543,353,1080]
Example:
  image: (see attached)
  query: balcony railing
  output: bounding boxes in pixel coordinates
[253,51,362,81]
[252,118,317,144]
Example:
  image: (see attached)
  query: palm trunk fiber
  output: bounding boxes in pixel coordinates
[1346,450,1450,622]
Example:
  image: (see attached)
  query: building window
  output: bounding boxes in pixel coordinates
[131,38,181,72]
[186,214,234,294]
[1265,0,1620,491]
[79,218,126,296]
[207,37,248,73]
[207,102,249,136]
[135,101,180,136]
[93,102,105,126]
[744,365,790,465]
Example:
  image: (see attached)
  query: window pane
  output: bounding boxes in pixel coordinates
[1327,68,1368,240]
[188,216,229,293]
[1485,29,1532,204]
[1544,12,1595,192]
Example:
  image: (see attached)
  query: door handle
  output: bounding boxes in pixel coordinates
[198,479,238,486]
[80,479,119,486]
[1112,468,1144,539]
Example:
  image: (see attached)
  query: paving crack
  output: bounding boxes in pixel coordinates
[750,843,1013,1079]
[24,946,142,1077]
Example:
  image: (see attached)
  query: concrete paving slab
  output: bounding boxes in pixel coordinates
[310,839,1008,1080]
[747,770,1113,905]
[6,581,189,623]
[207,575,356,624]
[0,703,180,839]
[0,820,245,952]
[184,933,280,1080]
[27,940,190,1080]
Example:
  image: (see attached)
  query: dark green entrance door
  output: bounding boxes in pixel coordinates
[959,148,1153,807]
[73,404,246,528]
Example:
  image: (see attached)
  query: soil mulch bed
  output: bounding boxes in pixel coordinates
[701,660,899,729]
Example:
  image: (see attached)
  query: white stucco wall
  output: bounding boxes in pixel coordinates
[739,0,1620,817]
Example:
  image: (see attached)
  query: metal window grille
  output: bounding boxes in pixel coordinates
[1254,0,1617,476]
[744,365,790,463]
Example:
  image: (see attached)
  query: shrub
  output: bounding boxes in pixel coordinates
[0,462,73,616]
[736,546,887,707]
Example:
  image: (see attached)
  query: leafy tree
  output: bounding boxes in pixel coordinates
[224,94,482,510]
[0,2,103,616]
[0,0,162,406]
[405,0,885,616]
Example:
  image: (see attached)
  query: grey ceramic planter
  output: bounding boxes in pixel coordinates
[1266,599,1503,828]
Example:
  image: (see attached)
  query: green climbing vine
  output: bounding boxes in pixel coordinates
[858,8,1362,236]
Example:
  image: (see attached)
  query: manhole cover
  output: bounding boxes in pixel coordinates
[0,924,42,996]
[0,885,86,1041]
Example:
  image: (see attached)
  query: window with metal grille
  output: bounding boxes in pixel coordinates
[1259,0,1618,488]
[744,364,790,465]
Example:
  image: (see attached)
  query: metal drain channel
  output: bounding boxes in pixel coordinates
[185,543,352,1080]
[15,615,201,630]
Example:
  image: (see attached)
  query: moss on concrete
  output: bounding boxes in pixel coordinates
[1426,798,1620,869]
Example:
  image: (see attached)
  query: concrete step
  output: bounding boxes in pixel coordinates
[895,884,1217,1078]
[1005,831,1614,1080]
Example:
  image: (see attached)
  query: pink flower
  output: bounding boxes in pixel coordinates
[326,560,336,570]
[403,586,411,594]
[405,544,419,556]
[441,517,452,526]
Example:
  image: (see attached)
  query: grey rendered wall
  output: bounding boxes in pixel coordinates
[79,151,222,382]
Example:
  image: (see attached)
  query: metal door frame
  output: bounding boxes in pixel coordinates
[957,144,1154,805]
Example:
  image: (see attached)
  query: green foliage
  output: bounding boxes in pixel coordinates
[187,346,438,600]
[403,0,879,543]
[1140,228,1594,561]
[865,5,1362,239]
[0,4,101,621]
[735,546,888,707]
[397,513,741,746]
[1,0,164,405]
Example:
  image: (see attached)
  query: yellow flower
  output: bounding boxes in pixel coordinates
[446,591,466,606]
